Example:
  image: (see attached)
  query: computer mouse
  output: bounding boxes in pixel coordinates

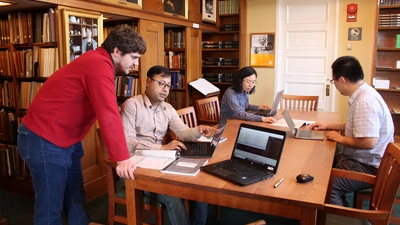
[296,174,314,183]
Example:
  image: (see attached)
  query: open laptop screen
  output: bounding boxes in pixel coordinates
[232,124,286,172]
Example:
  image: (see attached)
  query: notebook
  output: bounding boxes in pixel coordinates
[251,89,284,116]
[179,115,227,158]
[282,109,324,140]
[200,123,287,186]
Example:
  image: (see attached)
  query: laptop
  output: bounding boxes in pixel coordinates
[250,89,284,116]
[201,123,286,186]
[282,109,324,140]
[179,115,227,158]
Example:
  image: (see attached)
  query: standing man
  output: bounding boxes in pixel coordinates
[17,25,146,225]
[309,56,394,206]
[120,65,215,225]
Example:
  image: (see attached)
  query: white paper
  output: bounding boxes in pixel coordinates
[271,118,314,128]
[375,80,390,89]
[189,78,219,96]
[129,150,178,170]
[134,150,178,158]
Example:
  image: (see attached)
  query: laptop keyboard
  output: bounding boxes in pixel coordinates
[297,130,312,137]
[215,160,272,179]
[189,143,208,155]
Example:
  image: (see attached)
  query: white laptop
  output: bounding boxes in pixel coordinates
[282,109,324,140]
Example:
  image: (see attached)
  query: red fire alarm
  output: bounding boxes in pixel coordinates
[347,3,358,22]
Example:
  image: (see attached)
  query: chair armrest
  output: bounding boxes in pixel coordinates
[331,168,376,185]
[198,119,219,126]
[323,203,389,221]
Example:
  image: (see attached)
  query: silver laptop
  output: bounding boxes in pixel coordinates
[201,123,286,186]
[282,109,324,140]
[251,89,284,116]
[180,115,227,158]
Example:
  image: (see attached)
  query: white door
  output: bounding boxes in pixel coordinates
[276,0,338,111]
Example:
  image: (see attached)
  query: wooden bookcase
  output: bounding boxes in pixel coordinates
[374,3,400,142]
[201,0,247,102]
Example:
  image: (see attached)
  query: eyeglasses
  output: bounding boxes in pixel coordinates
[243,79,257,85]
[329,79,335,84]
[150,78,173,90]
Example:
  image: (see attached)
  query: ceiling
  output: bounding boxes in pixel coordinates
[0,0,130,21]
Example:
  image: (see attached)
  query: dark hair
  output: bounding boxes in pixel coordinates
[101,25,146,55]
[331,56,364,83]
[147,65,172,79]
[231,66,257,94]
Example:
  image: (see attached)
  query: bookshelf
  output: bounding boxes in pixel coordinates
[374,2,400,142]
[201,0,247,102]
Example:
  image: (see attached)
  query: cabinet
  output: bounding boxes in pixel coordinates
[374,3,400,142]
[201,0,247,102]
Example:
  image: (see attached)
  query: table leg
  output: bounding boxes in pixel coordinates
[300,208,317,225]
[126,178,143,225]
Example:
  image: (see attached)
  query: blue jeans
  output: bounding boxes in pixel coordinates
[17,123,91,225]
[121,179,207,225]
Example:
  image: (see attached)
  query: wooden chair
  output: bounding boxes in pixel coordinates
[354,187,400,224]
[170,106,198,140]
[280,94,319,111]
[316,142,400,225]
[195,96,220,126]
[96,129,165,225]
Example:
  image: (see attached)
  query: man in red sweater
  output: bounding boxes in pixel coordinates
[17,25,146,225]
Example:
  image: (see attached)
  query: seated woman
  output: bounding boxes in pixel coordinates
[220,66,277,123]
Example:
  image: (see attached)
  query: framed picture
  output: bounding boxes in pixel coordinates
[202,0,216,23]
[62,9,103,64]
[250,33,275,67]
[163,0,188,19]
[90,0,142,9]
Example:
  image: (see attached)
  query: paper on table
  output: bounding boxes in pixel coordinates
[271,118,315,128]
[195,135,227,143]
[129,150,178,170]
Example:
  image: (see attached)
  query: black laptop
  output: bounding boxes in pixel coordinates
[251,89,284,116]
[179,116,227,158]
[200,123,286,186]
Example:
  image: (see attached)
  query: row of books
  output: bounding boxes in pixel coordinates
[0,80,15,108]
[379,14,400,27]
[0,144,30,179]
[220,24,239,32]
[166,91,186,110]
[0,19,10,46]
[202,41,239,49]
[0,110,17,144]
[104,23,138,40]
[0,50,12,76]
[19,81,43,109]
[8,8,57,44]
[219,0,240,15]
[202,61,239,66]
[165,29,185,49]
[380,0,400,6]
[202,73,236,82]
[164,52,185,69]
[116,76,139,98]
[13,47,59,78]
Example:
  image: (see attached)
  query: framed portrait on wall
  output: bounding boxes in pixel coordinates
[202,0,216,23]
[62,9,103,64]
[90,0,142,9]
[250,33,275,67]
[163,0,188,19]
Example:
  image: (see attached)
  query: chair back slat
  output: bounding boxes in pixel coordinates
[280,94,319,111]
[195,96,220,125]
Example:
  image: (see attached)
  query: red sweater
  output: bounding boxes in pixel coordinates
[22,47,130,162]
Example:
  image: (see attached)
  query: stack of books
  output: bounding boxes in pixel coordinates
[379,14,400,27]
[220,24,239,32]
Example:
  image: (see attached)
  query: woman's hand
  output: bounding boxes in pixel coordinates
[262,116,277,123]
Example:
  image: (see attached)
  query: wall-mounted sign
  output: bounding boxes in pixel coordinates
[348,27,362,41]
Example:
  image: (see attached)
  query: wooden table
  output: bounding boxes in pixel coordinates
[125,110,342,225]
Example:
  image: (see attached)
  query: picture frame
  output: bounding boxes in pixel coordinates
[202,0,216,23]
[62,9,103,64]
[250,33,275,67]
[163,0,188,19]
[90,0,142,9]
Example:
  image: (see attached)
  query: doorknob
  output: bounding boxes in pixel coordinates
[326,84,330,96]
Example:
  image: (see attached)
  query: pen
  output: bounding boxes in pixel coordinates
[274,177,285,188]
